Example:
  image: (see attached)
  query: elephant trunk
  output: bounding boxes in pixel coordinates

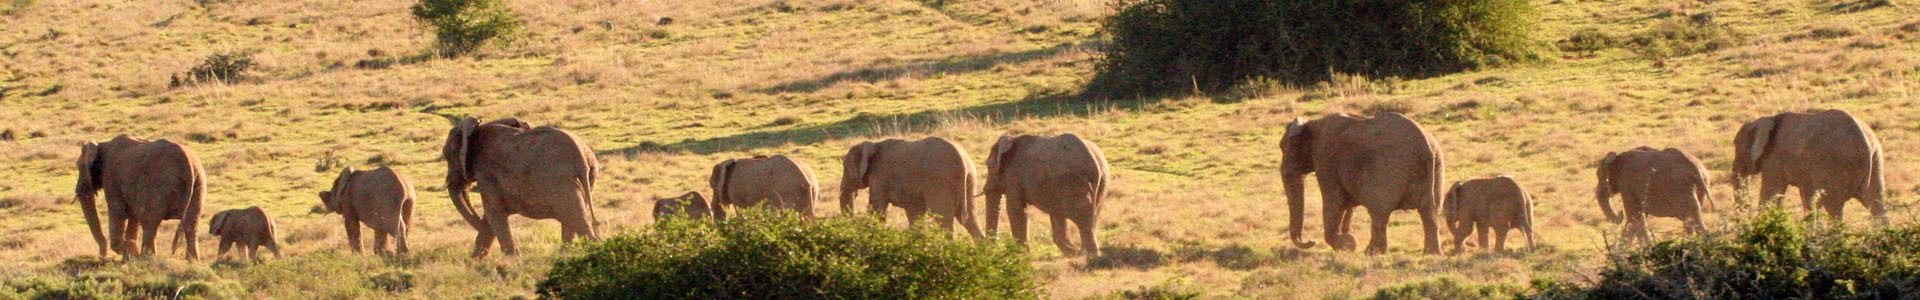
[985,188,1002,238]
[447,181,487,233]
[1284,174,1317,249]
[76,192,107,257]
[1595,185,1621,223]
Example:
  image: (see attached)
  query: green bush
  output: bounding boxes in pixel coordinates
[169,51,256,87]
[536,210,1041,299]
[367,270,417,293]
[1088,0,1543,99]
[1526,208,1920,299]
[410,0,523,57]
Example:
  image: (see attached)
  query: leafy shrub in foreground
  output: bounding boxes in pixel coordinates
[410,0,523,57]
[1527,208,1920,299]
[1088,0,1543,99]
[536,210,1040,299]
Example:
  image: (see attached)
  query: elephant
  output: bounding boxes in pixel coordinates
[75,135,204,259]
[709,155,819,220]
[1733,109,1886,221]
[1443,176,1536,253]
[839,137,984,239]
[208,206,280,260]
[1282,113,1445,255]
[1596,146,1715,244]
[652,191,712,221]
[983,133,1110,257]
[443,117,601,258]
[318,166,415,255]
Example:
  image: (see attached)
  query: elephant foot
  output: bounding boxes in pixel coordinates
[1330,234,1359,251]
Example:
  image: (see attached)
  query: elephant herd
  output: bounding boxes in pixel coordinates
[68,108,1886,261]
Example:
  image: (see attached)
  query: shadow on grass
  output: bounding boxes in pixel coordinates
[751,41,1093,95]
[598,91,1157,155]
[1085,243,1309,271]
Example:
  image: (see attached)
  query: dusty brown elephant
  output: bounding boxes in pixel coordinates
[1597,146,1715,244]
[1281,113,1445,255]
[208,206,280,260]
[709,155,818,220]
[1733,109,1886,221]
[839,137,984,239]
[75,135,204,259]
[983,133,1109,257]
[443,117,601,258]
[1443,176,1536,253]
[652,192,712,221]
[318,166,416,255]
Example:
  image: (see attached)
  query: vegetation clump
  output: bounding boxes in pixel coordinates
[410,0,524,57]
[536,210,1041,299]
[169,51,256,88]
[1088,0,1544,99]
[1527,208,1920,299]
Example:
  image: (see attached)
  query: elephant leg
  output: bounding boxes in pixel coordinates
[1449,224,1470,254]
[1364,208,1392,255]
[218,239,233,257]
[1048,214,1078,255]
[1759,178,1788,208]
[1476,224,1491,251]
[1073,214,1099,257]
[373,232,390,255]
[390,230,407,255]
[247,245,259,261]
[1820,197,1847,221]
[1009,198,1030,247]
[1493,226,1509,252]
[1417,206,1441,255]
[343,220,363,253]
[268,239,282,258]
[138,219,161,257]
[469,225,494,258]
[1322,191,1355,251]
[107,215,131,256]
[488,212,517,256]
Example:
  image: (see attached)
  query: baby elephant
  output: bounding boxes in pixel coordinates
[209,207,280,260]
[652,191,712,222]
[1443,176,1536,253]
[318,166,415,255]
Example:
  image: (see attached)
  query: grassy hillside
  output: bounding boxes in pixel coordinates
[2,0,1917,298]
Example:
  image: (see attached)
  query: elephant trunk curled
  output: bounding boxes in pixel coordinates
[446,177,487,233]
[1283,173,1316,249]
[75,186,107,257]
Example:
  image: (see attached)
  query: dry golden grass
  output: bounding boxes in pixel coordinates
[2,0,1919,298]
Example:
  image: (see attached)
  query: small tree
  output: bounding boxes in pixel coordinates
[410,0,523,57]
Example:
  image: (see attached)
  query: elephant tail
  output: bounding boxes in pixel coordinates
[580,168,600,237]
[959,169,985,240]
[172,167,205,258]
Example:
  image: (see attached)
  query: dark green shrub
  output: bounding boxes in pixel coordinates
[1088,0,1544,99]
[367,270,416,293]
[1367,276,1519,300]
[170,51,256,87]
[1622,19,1741,59]
[536,210,1041,299]
[1525,208,1920,299]
[410,0,524,57]
[1557,28,1619,53]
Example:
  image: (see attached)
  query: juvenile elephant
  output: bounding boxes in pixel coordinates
[652,191,712,221]
[75,135,204,259]
[709,155,818,220]
[1733,109,1886,221]
[1443,176,1536,252]
[1282,113,1445,255]
[839,137,984,239]
[319,166,415,255]
[443,118,601,258]
[208,207,280,260]
[1597,146,1715,244]
[983,133,1109,257]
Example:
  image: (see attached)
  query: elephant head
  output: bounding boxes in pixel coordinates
[208,210,230,236]
[1442,181,1470,242]
[709,159,737,220]
[1732,116,1778,195]
[653,192,712,221]
[839,142,880,213]
[1595,152,1623,223]
[1280,117,1319,249]
[318,167,355,214]
[75,142,109,256]
[983,135,1024,235]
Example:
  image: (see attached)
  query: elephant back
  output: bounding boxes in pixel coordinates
[491,127,598,180]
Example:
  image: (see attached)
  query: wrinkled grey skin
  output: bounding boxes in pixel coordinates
[1443,176,1535,253]
[839,137,985,239]
[1596,146,1715,244]
[209,206,280,260]
[75,135,204,260]
[443,117,601,258]
[1281,113,1445,255]
[983,133,1109,257]
[653,192,712,222]
[319,166,416,255]
[1733,109,1886,222]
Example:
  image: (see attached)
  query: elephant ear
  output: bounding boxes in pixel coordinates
[710,160,736,205]
[75,142,101,194]
[327,167,357,208]
[847,142,878,186]
[687,192,711,218]
[449,117,481,179]
[1746,117,1778,169]
[208,211,227,236]
[988,135,1019,173]
[1598,152,1619,190]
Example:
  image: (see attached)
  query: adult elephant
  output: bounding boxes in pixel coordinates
[839,137,984,239]
[443,117,600,258]
[1282,113,1445,255]
[75,135,204,259]
[709,155,818,220]
[1733,109,1885,221]
[983,133,1109,257]
[1597,146,1715,244]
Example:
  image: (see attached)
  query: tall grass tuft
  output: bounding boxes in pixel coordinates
[536,210,1041,299]
[1087,0,1544,99]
